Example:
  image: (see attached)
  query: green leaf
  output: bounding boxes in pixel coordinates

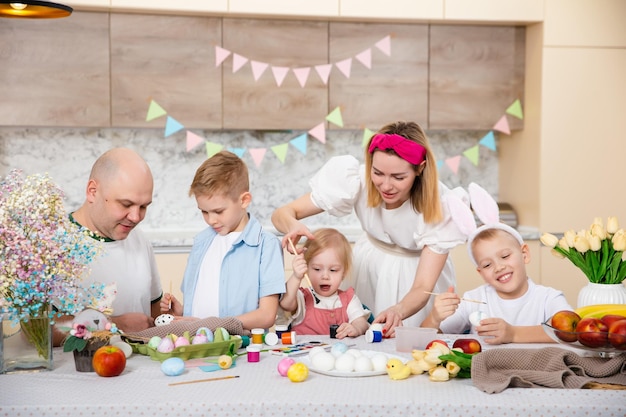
[63,337,88,352]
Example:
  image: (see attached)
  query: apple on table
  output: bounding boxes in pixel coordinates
[92,345,127,377]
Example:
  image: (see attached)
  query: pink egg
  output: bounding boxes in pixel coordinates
[174,336,190,347]
[277,357,296,377]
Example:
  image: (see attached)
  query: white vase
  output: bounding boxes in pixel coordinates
[577,282,626,308]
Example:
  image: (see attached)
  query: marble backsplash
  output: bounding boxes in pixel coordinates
[0,127,498,246]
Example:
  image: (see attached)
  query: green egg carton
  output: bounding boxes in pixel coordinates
[129,337,242,362]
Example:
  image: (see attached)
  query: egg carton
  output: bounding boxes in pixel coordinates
[128,338,242,362]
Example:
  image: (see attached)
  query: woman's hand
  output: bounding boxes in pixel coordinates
[373,305,405,338]
[281,224,315,254]
[160,293,183,316]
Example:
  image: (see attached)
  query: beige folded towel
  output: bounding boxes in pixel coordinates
[471,347,626,393]
[122,316,246,342]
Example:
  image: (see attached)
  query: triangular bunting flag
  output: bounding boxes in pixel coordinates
[227,147,246,158]
[271,143,289,163]
[335,58,352,78]
[493,115,511,135]
[215,46,231,67]
[249,148,267,168]
[186,131,205,152]
[292,67,311,88]
[232,53,248,73]
[445,155,461,174]
[362,128,374,148]
[355,49,372,69]
[326,107,343,127]
[314,64,332,84]
[375,35,391,56]
[250,61,269,81]
[506,99,524,119]
[205,142,223,158]
[436,160,444,170]
[146,100,167,121]
[164,116,184,137]
[463,145,480,166]
[289,133,308,154]
[272,66,289,87]
[308,123,326,144]
[479,131,497,151]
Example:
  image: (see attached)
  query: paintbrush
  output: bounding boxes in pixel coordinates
[423,291,487,304]
[287,237,321,304]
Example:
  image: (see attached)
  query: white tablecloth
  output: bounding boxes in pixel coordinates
[1,335,624,417]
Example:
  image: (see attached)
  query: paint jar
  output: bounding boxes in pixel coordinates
[365,329,383,343]
[238,335,250,348]
[263,332,279,346]
[281,331,296,345]
[329,324,339,339]
[274,324,288,339]
[246,344,261,362]
[369,323,384,332]
[251,328,264,345]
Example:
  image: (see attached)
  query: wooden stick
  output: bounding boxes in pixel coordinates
[169,375,239,386]
[423,291,487,305]
[286,238,315,289]
[168,281,172,310]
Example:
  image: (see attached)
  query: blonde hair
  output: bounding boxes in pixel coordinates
[364,121,442,223]
[189,151,249,200]
[303,228,352,279]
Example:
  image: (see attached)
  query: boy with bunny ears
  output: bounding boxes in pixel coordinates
[421,183,572,344]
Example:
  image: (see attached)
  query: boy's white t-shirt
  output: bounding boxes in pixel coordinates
[191,232,241,318]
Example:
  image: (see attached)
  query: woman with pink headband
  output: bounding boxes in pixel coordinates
[272,121,468,336]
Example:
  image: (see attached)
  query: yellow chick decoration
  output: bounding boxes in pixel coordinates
[385,358,412,380]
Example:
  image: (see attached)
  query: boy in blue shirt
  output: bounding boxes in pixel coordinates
[161,151,285,330]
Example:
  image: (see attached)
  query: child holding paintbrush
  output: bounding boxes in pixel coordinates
[279,228,371,339]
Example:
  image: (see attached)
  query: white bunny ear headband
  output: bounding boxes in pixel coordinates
[448,182,524,266]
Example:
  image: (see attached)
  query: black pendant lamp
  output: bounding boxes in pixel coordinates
[0,1,73,18]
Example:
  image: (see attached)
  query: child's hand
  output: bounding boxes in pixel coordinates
[160,293,183,316]
[292,253,308,280]
[335,322,360,339]
[476,318,513,344]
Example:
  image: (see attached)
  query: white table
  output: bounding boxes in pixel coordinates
[1,335,624,417]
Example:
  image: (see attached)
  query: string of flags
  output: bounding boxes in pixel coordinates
[146,97,523,174]
[215,35,391,87]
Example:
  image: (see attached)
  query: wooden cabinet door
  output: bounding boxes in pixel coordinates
[429,25,525,130]
[110,14,222,128]
[222,18,328,130]
[329,22,429,130]
[0,11,109,127]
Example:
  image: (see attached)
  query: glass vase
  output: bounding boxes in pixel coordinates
[577,282,626,308]
[1,315,53,373]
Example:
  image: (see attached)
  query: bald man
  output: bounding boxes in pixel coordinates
[53,148,162,345]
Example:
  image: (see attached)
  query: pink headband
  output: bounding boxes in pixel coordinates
[368,133,427,165]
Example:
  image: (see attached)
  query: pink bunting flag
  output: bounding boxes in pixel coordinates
[445,155,462,174]
[248,148,267,168]
[232,53,248,73]
[355,49,372,69]
[308,122,326,144]
[375,35,391,56]
[493,115,511,135]
[314,64,332,84]
[271,66,290,87]
[250,61,269,81]
[186,131,205,152]
[335,58,352,78]
[292,67,311,88]
[215,46,231,67]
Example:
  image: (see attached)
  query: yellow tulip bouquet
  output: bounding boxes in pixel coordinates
[541,217,626,285]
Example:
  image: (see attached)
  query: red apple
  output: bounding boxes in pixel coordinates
[92,345,126,377]
[575,317,609,348]
[601,314,626,329]
[425,339,449,350]
[452,338,482,354]
[608,319,626,350]
[550,310,581,343]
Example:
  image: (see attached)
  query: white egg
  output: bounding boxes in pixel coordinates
[330,342,349,357]
[370,353,388,372]
[334,353,356,372]
[308,346,327,360]
[353,356,374,372]
[469,311,489,327]
[311,351,335,371]
[346,348,363,358]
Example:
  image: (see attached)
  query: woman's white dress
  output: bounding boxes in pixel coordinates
[309,155,468,327]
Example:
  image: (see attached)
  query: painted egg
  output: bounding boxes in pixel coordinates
[330,342,349,357]
[334,353,356,372]
[148,336,162,349]
[277,357,296,376]
[154,314,175,326]
[196,327,214,343]
[174,336,190,347]
[354,356,374,372]
[370,353,388,372]
[287,363,309,382]
[161,357,185,376]
[113,341,133,359]
[157,337,175,353]
[192,334,208,344]
[469,311,489,327]
[311,351,335,371]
